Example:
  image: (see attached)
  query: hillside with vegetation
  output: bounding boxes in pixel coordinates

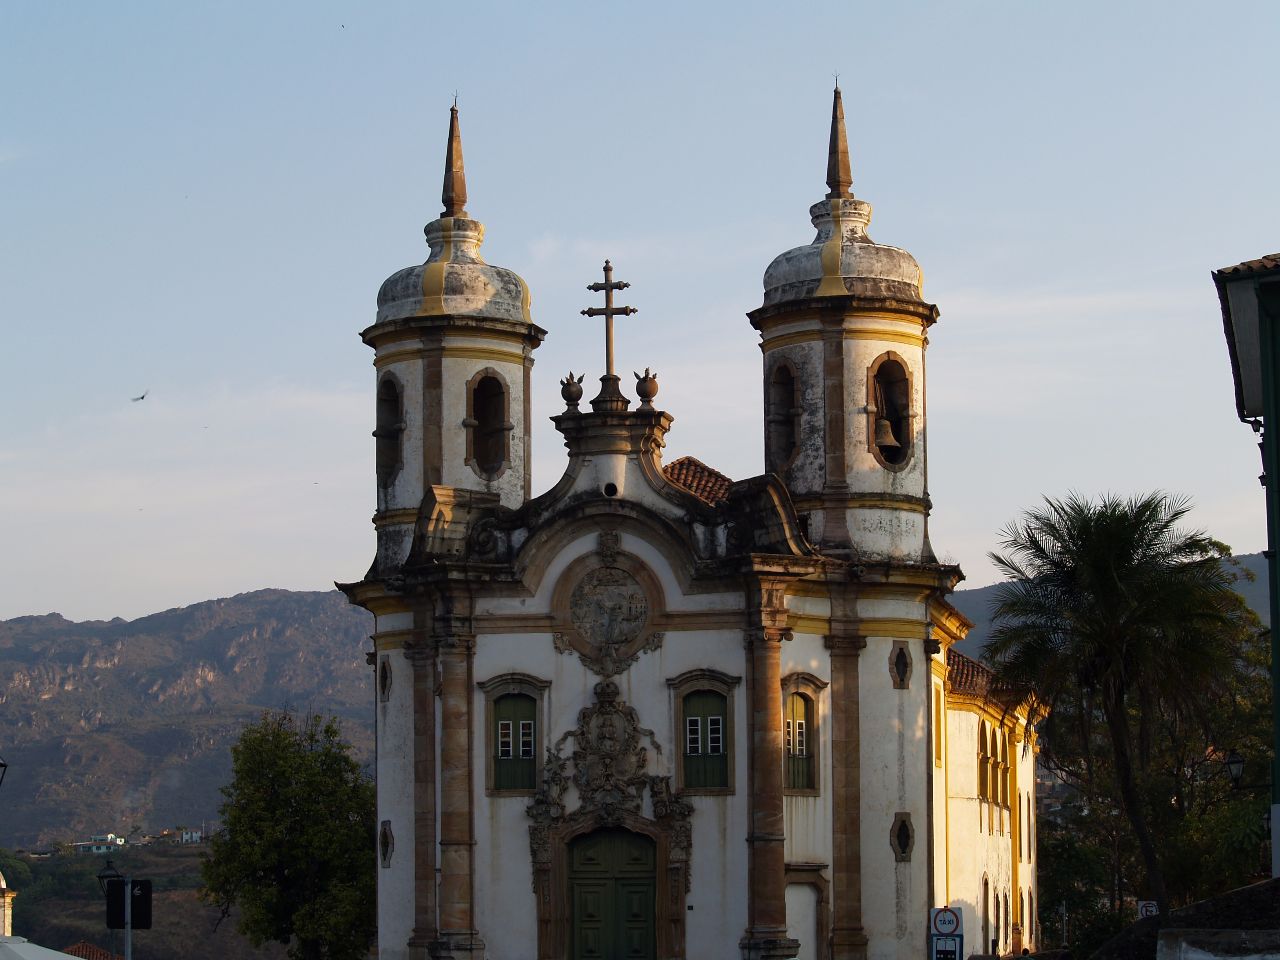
[948,551,1267,657]
[0,844,288,960]
[0,589,372,849]
[0,554,1265,850]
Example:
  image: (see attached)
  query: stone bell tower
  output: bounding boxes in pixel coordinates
[363,104,546,575]
[749,86,939,563]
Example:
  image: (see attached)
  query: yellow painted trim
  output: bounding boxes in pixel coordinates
[790,495,927,514]
[374,349,427,369]
[787,614,831,635]
[844,328,926,346]
[373,509,419,527]
[361,596,413,616]
[816,204,845,297]
[761,327,926,351]
[941,682,951,903]
[858,618,929,639]
[419,221,452,315]
[441,346,526,365]
[946,693,1031,732]
[518,276,532,323]
[788,580,831,600]
[373,630,415,650]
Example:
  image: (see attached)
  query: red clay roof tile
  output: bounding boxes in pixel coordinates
[662,456,733,505]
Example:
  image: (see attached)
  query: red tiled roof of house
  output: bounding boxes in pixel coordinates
[1214,253,1280,278]
[61,942,124,960]
[946,648,994,695]
[662,456,733,505]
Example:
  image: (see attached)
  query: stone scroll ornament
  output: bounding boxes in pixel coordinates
[526,681,693,886]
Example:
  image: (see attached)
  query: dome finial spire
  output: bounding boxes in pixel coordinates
[825,83,853,200]
[441,100,468,218]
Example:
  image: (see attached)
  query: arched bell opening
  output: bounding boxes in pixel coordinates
[765,360,800,473]
[866,353,913,469]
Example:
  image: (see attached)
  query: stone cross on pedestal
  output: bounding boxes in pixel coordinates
[581,260,638,412]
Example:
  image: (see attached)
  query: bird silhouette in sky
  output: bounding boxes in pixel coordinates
[131,390,149,402]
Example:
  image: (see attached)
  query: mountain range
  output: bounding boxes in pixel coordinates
[0,590,372,848]
[0,552,1266,848]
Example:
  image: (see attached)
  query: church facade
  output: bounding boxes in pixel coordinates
[341,92,1038,960]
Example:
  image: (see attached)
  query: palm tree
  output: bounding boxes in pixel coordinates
[983,492,1243,914]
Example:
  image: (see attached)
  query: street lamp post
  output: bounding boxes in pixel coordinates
[1215,254,1280,878]
[96,859,132,960]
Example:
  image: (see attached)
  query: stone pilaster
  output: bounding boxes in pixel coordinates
[432,630,483,960]
[405,643,438,959]
[741,575,799,960]
[826,614,868,960]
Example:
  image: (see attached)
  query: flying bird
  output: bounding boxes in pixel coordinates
[131,390,149,402]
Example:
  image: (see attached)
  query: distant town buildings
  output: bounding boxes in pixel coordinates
[71,834,124,856]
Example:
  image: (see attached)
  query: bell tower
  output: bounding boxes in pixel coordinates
[749,87,939,562]
[362,104,546,573]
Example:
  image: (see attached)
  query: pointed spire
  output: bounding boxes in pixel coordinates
[441,99,468,218]
[825,85,853,200]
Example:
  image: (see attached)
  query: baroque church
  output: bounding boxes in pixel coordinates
[340,90,1039,960]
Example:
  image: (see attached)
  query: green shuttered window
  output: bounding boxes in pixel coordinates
[494,693,536,791]
[785,692,815,790]
[682,690,727,789]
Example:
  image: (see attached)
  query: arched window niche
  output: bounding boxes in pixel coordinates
[782,672,828,796]
[667,668,740,795]
[478,672,549,796]
[866,352,913,469]
[765,360,801,472]
[464,369,512,481]
[978,720,989,803]
[374,375,405,487]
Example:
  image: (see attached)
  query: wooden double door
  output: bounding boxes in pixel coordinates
[569,829,656,960]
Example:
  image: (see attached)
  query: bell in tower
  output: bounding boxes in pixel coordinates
[749,86,940,562]
[361,104,547,574]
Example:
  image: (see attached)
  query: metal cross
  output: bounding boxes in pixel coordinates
[581,260,637,378]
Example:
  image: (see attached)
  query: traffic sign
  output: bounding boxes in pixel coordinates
[930,906,962,936]
[932,935,961,960]
[1137,900,1159,919]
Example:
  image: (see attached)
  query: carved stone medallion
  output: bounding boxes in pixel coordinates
[553,538,665,677]
[570,567,647,647]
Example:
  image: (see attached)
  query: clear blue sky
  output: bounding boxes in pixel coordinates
[2,1,1277,620]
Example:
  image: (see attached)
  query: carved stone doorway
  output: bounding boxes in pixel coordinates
[569,829,656,960]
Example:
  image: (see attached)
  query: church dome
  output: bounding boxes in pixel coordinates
[374,103,532,326]
[376,217,531,325]
[760,88,926,309]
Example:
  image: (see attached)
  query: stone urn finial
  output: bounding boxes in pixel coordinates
[634,368,658,410]
[560,371,585,411]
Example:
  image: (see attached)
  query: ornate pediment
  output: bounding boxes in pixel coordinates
[527,681,692,882]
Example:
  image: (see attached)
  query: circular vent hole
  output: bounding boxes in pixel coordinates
[603,483,618,497]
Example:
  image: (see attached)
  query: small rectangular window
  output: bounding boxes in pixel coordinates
[498,720,513,759]
[785,718,793,754]
[686,716,702,756]
[519,720,534,759]
[794,719,807,757]
[707,716,723,755]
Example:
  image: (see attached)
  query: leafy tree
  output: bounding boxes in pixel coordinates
[983,492,1252,914]
[201,710,375,960]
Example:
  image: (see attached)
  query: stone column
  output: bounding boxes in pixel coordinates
[433,632,483,959]
[406,644,438,959]
[741,612,799,960]
[827,622,868,960]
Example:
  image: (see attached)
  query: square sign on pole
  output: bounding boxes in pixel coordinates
[930,906,962,937]
[931,906,964,960]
